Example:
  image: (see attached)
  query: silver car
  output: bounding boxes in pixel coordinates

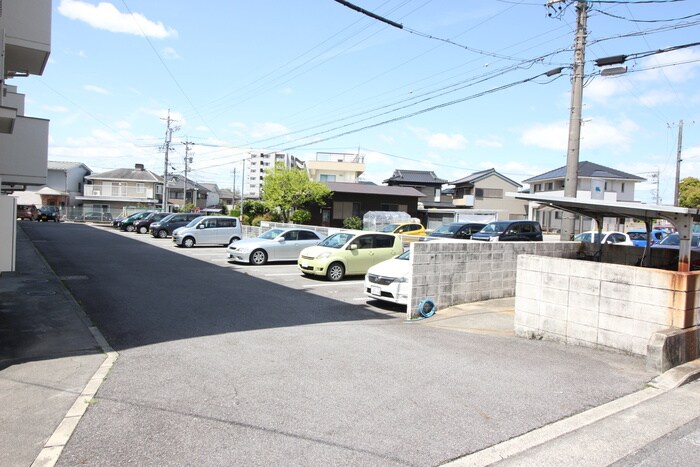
[227,228,325,265]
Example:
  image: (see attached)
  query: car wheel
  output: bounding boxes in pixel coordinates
[125,224,135,232]
[250,249,267,265]
[228,237,240,245]
[326,262,345,281]
[157,229,168,239]
[138,226,148,234]
[183,237,195,248]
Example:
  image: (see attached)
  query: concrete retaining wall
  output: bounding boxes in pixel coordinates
[408,241,581,319]
[514,255,700,368]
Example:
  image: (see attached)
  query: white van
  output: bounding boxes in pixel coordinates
[172,216,242,248]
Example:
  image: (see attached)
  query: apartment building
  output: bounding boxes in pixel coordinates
[245,151,305,199]
[0,0,52,271]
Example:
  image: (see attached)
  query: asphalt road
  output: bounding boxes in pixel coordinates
[23,222,656,466]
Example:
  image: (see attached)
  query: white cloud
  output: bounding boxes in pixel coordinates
[249,122,290,139]
[519,122,567,151]
[41,105,70,113]
[58,0,177,39]
[636,48,700,83]
[84,84,109,95]
[585,78,623,104]
[638,89,675,107]
[520,117,638,152]
[475,136,503,148]
[163,47,181,60]
[114,120,131,129]
[409,126,467,150]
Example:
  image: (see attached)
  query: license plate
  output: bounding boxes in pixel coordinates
[371,286,381,296]
[301,262,309,268]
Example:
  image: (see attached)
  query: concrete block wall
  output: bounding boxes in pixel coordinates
[408,241,581,319]
[514,255,700,357]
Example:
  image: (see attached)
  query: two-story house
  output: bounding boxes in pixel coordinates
[383,169,458,227]
[450,168,528,222]
[77,164,162,217]
[0,0,52,272]
[167,174,211,211]
[522,161,646,232]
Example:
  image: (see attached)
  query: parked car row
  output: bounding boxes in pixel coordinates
[574,228,670,247]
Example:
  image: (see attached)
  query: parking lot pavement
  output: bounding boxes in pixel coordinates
[420,297,515,335]
[9,224,700,465]
[94,224,396,309]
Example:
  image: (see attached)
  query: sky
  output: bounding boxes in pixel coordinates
[14,0,700,204]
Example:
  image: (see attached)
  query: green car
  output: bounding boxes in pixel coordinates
[298,231,404,281]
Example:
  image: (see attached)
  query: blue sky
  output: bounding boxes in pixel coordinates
[14,0,700,204]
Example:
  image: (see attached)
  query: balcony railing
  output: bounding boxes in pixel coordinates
[453,195,475,207]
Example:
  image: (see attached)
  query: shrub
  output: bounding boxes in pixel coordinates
[343,216,362,230]
[290,209,312,225]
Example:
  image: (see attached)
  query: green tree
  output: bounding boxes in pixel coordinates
[261,164,330,223]
[679,177,700,208]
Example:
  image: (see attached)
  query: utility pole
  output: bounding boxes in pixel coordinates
[240,159,246,222]
[561,0,588,241]
[160,110,179,212]
[232,168,236,211]
[182,139,195,210]
[674,119,684,206]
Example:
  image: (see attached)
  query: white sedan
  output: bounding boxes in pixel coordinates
[574,231,634,246]
[364,250,411,306]
[227,228,325,265]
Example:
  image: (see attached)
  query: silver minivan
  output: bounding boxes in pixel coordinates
[172,216,242,248]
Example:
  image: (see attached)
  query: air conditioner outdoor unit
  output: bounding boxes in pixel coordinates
[93,190,101,196]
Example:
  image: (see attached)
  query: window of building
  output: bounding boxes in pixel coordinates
[320,174,336,182]
[380,203,399,211]
[332,201,360,220]
[621,182,625,193]
[476,188,503,199]
[434,188,441,202]
[136,183,145,194]
[544,182,553,191]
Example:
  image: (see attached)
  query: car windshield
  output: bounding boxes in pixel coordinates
[480,221,510,234]
[396,250,410,260]
[628,232,647,241]
[318,232,355,248]
[259,228,284,240]
[574,232,601,243]
[433,224,460,234]
[381,224,400,233]
[184,217,203,228]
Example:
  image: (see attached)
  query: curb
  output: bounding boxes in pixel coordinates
[21,226,119,467]
[443,358,700,466]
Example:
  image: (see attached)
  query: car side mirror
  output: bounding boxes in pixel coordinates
[198,224,205,229]
[277,237,284,242]
[349,244,358,250]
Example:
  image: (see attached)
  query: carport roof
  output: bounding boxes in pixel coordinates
[512,192,700,272]
[512,192,700,224]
